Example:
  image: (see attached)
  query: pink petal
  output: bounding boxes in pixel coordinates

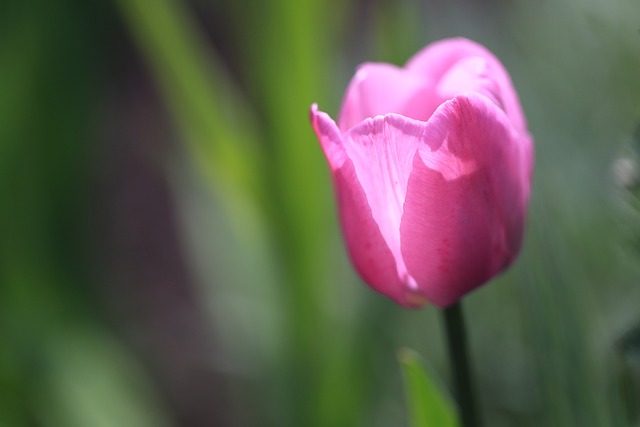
[337,63,440,132]
[333,157,414,305]
[400,93,531,307]
[310,38,534,309]
[310,103,346,171]
[311,105,426,306]
[406,37,527,133]
[343,115,424,292]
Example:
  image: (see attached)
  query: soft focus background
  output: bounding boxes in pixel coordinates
[1,0,640,426]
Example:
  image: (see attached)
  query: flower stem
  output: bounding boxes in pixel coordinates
[443,302,481,427]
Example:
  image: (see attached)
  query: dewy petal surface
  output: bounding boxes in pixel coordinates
[400,93,530,307]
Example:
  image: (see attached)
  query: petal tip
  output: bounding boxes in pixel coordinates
[309,102,319,122]
[402,290,430,309]
[309,104,345,169]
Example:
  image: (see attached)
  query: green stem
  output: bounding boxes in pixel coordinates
[443,302,481,427]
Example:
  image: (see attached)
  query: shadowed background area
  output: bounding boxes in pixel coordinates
[1,0,639,426]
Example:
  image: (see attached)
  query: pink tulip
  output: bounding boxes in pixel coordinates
[310,38,533,308]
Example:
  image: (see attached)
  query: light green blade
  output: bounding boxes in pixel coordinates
[398,348,459,427]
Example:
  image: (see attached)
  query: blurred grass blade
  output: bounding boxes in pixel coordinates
[40,329,170,427]
[399,348,459,427]
[113,0,263,214]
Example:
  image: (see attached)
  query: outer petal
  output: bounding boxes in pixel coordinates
[338,111,480,307]
[337,63,441,132]
[400,93,531,307]
[406,37,528,133]
[310,103,346,171]
[310,105,426,306]
[334,158,412,305]
[342,115,426,300]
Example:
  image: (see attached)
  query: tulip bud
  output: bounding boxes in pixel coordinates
[310,38,533,308]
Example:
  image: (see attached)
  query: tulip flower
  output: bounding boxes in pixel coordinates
[310,38,533,308]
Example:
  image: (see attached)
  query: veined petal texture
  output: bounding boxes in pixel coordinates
[310,38,533,308]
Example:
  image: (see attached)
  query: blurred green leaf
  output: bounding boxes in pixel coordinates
[399,348,459,427]
[113,0,265,227]
[38,329,170,427]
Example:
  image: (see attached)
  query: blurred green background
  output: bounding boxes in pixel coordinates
[1,0,639,426]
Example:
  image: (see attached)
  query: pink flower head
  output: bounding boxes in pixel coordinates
[310,38,533,308]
